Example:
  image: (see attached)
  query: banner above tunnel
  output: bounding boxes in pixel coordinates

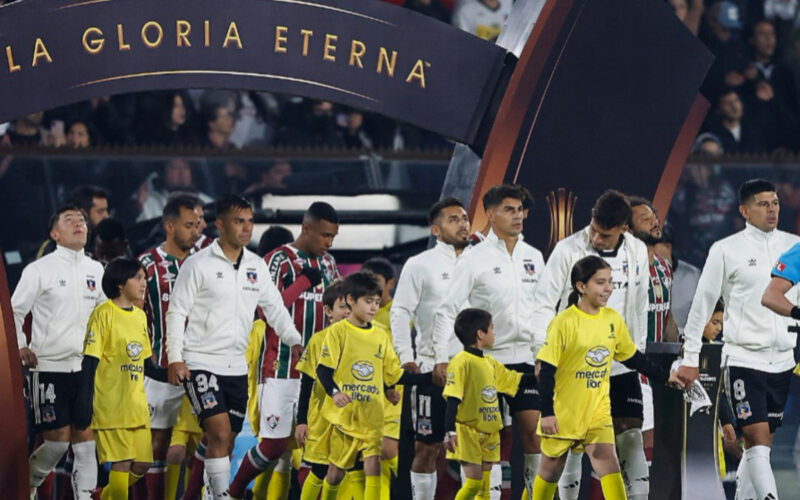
[0,0,508,144]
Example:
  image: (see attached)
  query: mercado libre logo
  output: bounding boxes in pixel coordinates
[584,346,610,368]
[351,360,375,381]
[126,341,144,362]
[480,386,497,404]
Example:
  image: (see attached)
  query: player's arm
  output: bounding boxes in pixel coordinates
[165,259,201,385]
[761,243,800,317]
[530,243,571,353]
[634,246,650,351]
[390,259,422,370]
[75,309,107,429]
[431,258,475,383]
[10,264,42,367]
[294,373,314,446]
[679,243,726,383]
[258,273,302,347]
[537,361,558,434]
[266,252,321,307]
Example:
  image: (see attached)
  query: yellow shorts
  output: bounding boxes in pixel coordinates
[303,421,333,465]
[328,426,381,470]
[169,397,202,449]
[539,422,615,458]
[96,426,153,464]
[445,423,500,465]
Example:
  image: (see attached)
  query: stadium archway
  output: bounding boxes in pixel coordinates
[0,0,713,496]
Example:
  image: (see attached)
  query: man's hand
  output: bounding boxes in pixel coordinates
[444,432,458,453]
[19,347,37,369]
[295,424,308,447]
[300,267,323,288]
[667,370,685,389]
[402,362,420,374]
[291,344,304,360]
[540,416,559,435]
[676,365,699,386]
[432,363,448,387]
[333,392,351,408]
[386,389,400,405]
[168,362,190,386]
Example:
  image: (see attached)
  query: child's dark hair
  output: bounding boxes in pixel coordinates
[567,256,611,306]
[102,257,144,298]
[454,308,492,346]
[322,280,347,310]
[591,189,631,229]
[713,298,725,314]
[361,257,394,282]
[343,271,382,302]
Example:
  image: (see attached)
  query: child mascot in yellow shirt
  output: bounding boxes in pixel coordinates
[443,308,539,500]
[533,256,681,500]
[77,257,153,499]
[315,271,432,500]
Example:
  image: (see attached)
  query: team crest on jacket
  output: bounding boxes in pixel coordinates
[126,341,143,361]
[523,262,536,275]
[86,278,96,291]
[246,270,258,283]
[585,346,610,368]
[480,386,498,404]
[351,361,375,381]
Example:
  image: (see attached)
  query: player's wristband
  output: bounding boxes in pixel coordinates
[791,306,800,320]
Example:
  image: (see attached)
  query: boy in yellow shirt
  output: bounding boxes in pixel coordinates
[77,257,152,499]
[533,256,680,500]
[315,271,431,500]
[443,308,538,500]
[294,280,349,500]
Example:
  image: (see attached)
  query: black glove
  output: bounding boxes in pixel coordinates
[300,267,323,288]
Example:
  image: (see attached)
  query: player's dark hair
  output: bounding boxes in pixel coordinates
[163,192,201,223]
[67,185,110,215]
[48,204,83,231]
[343,271,382,301]
[215,194,252,218]
[568,256,612,307]
[322,280,347,310]
[428,197,464,225]
[627,195,653,227]
[738,179,775,205]
[517,184,534,211]
[454,308,492,347]
[102,256,144,298]
[361,257,394,282]
[591,189,631,229]
[305,201,339,224]
[482,184,525,211]
[257,226,294,257]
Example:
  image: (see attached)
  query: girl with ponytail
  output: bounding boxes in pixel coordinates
[530,256,681,500]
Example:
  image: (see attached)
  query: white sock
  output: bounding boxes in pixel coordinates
[557,451,583,500]
[29,440,70,488]
[410,471,437,500]
[735,455,755,500]
[745,445,778,500]
[71,440,98,500]
[489,463,501,500]
[616,428,649,500]
[522,453,541,497]
[205,456,231,499]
